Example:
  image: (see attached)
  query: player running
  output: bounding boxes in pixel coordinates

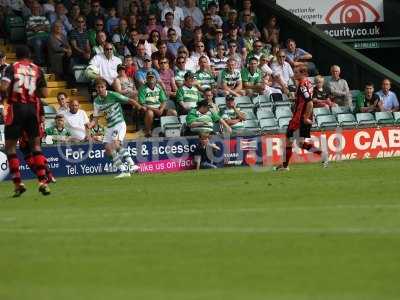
[91,77,139,178]
[0,45,51,196]
[274,65,328,171]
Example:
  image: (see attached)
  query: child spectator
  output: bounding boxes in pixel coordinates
[193,132,220,170]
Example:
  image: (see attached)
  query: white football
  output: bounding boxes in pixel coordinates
[85,65,100,80]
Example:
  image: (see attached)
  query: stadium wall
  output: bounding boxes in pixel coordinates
[1,127,400,180]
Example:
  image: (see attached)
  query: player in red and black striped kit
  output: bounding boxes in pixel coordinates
[274,65,328,171]
[0,45,52,196]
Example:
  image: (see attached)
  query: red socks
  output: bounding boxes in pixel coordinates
[283,146,292,168]
[7,154,21,185]
[32,151,47,183]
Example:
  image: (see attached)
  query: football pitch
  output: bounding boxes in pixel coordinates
[0,159,399,300]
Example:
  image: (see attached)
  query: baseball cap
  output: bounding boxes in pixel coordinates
[184,71,194,80]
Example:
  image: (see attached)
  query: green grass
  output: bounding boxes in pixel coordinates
[1,159,400,300]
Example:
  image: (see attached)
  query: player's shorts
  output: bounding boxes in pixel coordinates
[4,103,40,140]
[286,123,311,139]
[103,122,126,144]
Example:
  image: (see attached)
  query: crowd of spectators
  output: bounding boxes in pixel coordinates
[0,0,399,144]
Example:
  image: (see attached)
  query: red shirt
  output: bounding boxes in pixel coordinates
[289,78,313,131]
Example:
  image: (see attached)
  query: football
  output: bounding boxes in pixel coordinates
[84,64,100,80]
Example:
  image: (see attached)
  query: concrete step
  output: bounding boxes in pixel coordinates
[47,81,67,88]
[47,88,78,97]
[43,95,89,104]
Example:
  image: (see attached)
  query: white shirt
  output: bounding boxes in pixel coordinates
[188,52,210,72]
[63,109,89,141]
[161,6,185,28]
[271,61,294,85]
[89,53,122,85]
[162,25,182,40]
[182,6,204,27]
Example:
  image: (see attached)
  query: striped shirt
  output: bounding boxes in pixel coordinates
[26,15,49,39]
[94,91,129,128]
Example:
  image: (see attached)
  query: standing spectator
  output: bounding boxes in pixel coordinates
[195,56,216,93]
[193,132,220,170]
[284,38,313,69]
[86,0,105,30]
[210,43,228,77]
[26,1,50,66]
[161,0,184,28]
[219,58,245,96]
[105,7,119,35]
[48,2,72,36]
[63,100,91,142]
[135,56,161,87]
[221,94,246,133]
[182,0,203,27]
[207,2,222,27]
[45,114,71,143]
[162,12,182,41]
[89,42,122,86]
[112,64,137,98]
[181,16,195,46]
[69,16,91,65]
[159,58,178,99]
[88,18,105,48]
[174,56,190,87]
[241,57,263,96]
[166,28,183,58]
[270,50,294,94]
[355,82,383,113]
[47,21,72,79]
[376,78,399,112]
[176,71,202,114]
[312,75,336,109]
[262,15,280,45]
[112,18,130,57]
[56,92,70,115]
[326,65,352,107]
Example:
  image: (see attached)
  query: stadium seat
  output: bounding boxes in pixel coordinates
[243,119,260,133]
[259,118,278,133]
[241,109,256,120]
[73,65,90,83]
[317,115,338,129]
[271,93,291,106]
[256,108,274,120]
[44,105,57,118]
[44,119,54,129]
[337,113,357,128]
[275,106,292,120]
[393,112,400,124]
[350,90,361,99]
[161,116,181,137]
[356,113,377,127]
[215,96,226,109]
[252,95,273,108]
[278,117,291,129]
[235,96,253,109]
[375,112,394,125]
[331,106,351,115]
[313,107,331,117]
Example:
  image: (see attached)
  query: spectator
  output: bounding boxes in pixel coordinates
[112,64,137,98]
[133,43,149,69]
[210,43,228,77]
[176,46,197,72]
[56,92,70,115]
[240,0,258,24]
[176,71,202,114]
[123,55,136,78]
[89,42,122,86]
[152,41,175,70]
[161,0,184,28]
[188,41,210,71]
[86,0,105,30]
[137,72,176,137]
[195,56,216,93]
[219,57,245,97]
[45,114,71,143]
[326,65,352,106]
[148,30,162,54]
[207,28,227,58]
[227,40,243,70]
[220,3,231,23]
[284,38,313,69]
[159,58,178,99]
[105,7,119,35]
[112,18,130,57]
[225,25,245,55]
[166,28,183,58]
[63,99,91,142]
[88,18,105,48]
[193,132,220,170]
[162,12,182,41]
[258,54,273,76]
[135,55,161,87]
[186,26,204,53]
[312,75,337,109]
[355,82,383,113]
[181,16,195,46]
[127,14,146,36]
[241,10,260,41]
[48,2,72,36]
[207,2,222,28]
[69,16,91,65]
[222,9,241,35]
[141,0,159,17]
[270,50,294,94]
[92,31,113,55]
[0,51,9,79]
[262,15,280,45]
[242,23,258,55]
[201,13,216,42]
[376,78,399,112]
[145,14,163,36]
[247,40,271,63]
[125,29,151,58]
[89,113,104,142]
[203,88,219,113]
[241,57,263,96]
[47,21,72,79]
[174,56,190,87]
[221,94,246,134]
[26,1,50,66]
[67,4,81,28]
[261,73,282,96]
[182,0,204,27]
[186,99,231,134]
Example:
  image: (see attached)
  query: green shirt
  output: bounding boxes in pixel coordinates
[176,85,202,108]
[138,83,167,109]
[174,68,188,86]
[195,70,216,90]
[221,108,245,130]
[93,91,130,128]
[45,126,71,141]
[220,69,242,88]
[91,124,105,136]
[186,108,221,133]
[241,67,262,86]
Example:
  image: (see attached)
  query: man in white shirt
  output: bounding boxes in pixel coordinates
[270,50,294,94]
[63,100,91,142]
[88,42,122,86]
[182,0,203,27]
[376,78,399,112]
[161,0,184,28]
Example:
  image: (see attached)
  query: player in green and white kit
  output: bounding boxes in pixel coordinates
[92,77,140,178]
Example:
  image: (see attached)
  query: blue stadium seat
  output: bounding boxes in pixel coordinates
[375,112,394,125]
[215,97,226,109]
[356,113,376,127]
[243,119,260,133]
[271,93,291,106]
[241,109,257,120]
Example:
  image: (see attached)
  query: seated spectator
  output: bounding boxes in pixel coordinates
[207,2,223,27]
[270,50,294,95]
[376,78,399,112]
[176,71,202,114]
[152,41,175,70]
[112,18,130,57]
[63,100,91,142]
[166,28,183,58]
[193,132,220,170]
[48,3,72,36]
[312,75,337,109]
[203,88,219,113]
[182,0,204,27]
[47,21,72,80]
[355,82,383,113]
[181,16,195,46]
[258,54,273,76]
[195,56,216,93]
[88,18,105,48]
[161,0,185,28]
[284,38,313,69]
[148,30,161,54]
[241,0,258,24]
[222,9,241,35]
[105,7,119,35]
[137,72,177,137]
[201,13,217,42]
[45,114,71,143]
[162,12,182,41]
[210,43,228,77]
[123,55,136,78]
[207,28,227,58]
[86,0,105,30]
[220,3,231,23]
[133,43,149,69]
[241,57,263,96]
[261,73,282,96]
[247,40,271,64]
[159,58,178,99]
[262,15,280,45]
[174,56,190,87]
[92,31,113,55]
[188,41,211,72]
[226,40,243,70]
[186,100,231,134]
[186,26,203,53]
[68,4,81,29]
[124,29,151,58]
[241,9,260,40]
[219,57,246,97]
[145,14,163,37]
[69,15,91,65]
[89,42,122,86]
[220,94,246,133]
[89,113,104,142]
[56,92,70,115]
[242,23,258,55]
[26,1,50,66]
[326,65,352,106]
[135,55,161,87]
[225,25,245,57]
[112,64,137,98]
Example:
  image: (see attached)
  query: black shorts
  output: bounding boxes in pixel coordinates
[286,123,311,139]
[4,103,40,140]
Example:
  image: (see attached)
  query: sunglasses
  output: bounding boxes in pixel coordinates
[177,60,185,63]
[279,55,286,58]
[105,48,113,51]
[96,23,103,26]
[160,61,168,64]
